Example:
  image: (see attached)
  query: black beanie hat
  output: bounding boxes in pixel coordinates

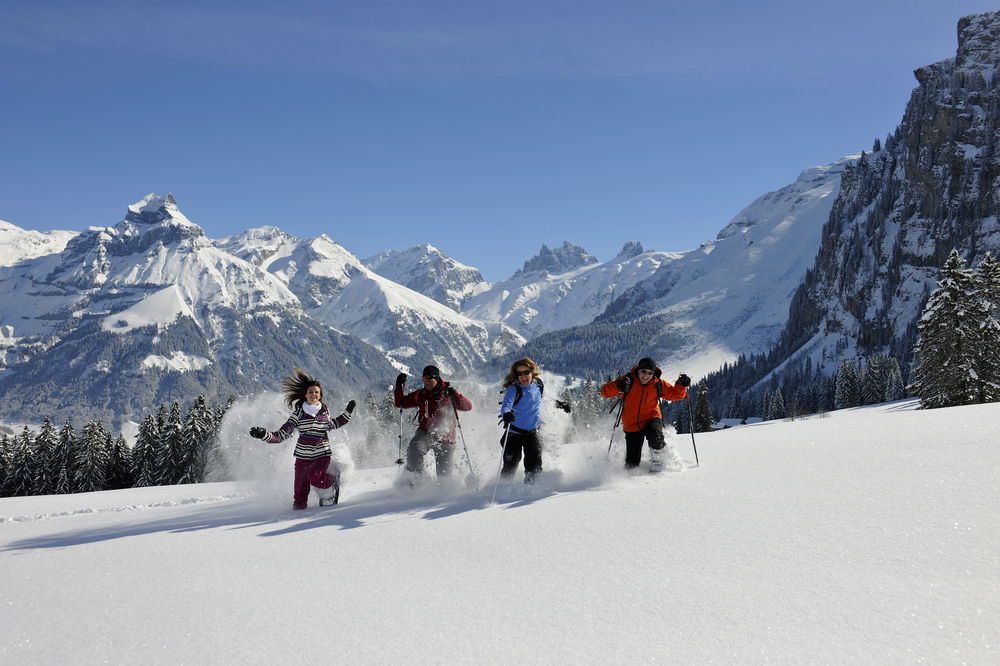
[637,357,656,372]
[422,365,441,378]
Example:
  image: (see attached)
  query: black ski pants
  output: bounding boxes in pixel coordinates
[500,427,542,480]
[623,418,666,468]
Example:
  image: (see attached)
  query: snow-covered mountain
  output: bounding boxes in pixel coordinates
[462,240,683,338]
[0,219,77,267]
[498,157,853,379]
[0,195,396,425]
[220,232,525,377]
[218,226,364,309]
[363,243,488,311]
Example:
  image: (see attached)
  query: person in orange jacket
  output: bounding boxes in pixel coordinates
[601,357,691,472]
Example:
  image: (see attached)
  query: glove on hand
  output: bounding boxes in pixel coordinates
[676,373,692,388]
[554,400,572,413]
[443,385,457,399]
[502,411,515,425]
[249,426,267,439]
[395,373,407,388]
[615,375,633,393]
[346,400,356,414]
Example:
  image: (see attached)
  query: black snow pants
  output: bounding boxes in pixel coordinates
[500,427,542,481]
[623,418,666,468]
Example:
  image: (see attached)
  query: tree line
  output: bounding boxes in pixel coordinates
[0,395,232,498]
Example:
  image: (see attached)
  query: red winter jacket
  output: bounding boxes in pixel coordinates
[601,365,688,432]
[394,380,472,444]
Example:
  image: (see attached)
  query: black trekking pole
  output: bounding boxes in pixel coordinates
[605,397,624,460]
[451,399,479,488]
[491,423,512,504]
[685,392,700,466]
[395,407,405,465]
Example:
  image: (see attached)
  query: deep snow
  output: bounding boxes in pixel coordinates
[2,399,997,664]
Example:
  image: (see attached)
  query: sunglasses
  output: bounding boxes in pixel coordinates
[422,374,439,380]
[638,369,654,376]
[515,369,532,376]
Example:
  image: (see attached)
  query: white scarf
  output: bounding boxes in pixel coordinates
[302,402,322,417]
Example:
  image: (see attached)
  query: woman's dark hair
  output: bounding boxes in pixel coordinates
[281,368,322,410]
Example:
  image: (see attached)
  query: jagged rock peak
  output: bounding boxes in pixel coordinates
[956,11,1000,78]
[615,241,645,259]
[914,11,1000,87]
[514,241,598,277]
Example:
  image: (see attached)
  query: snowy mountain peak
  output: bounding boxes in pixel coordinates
[615,240,645,259]
[513,241,598,278]
[109,193,206,252]
[363,243,486,311]
[715,156,856,242]
[125,193,194,228]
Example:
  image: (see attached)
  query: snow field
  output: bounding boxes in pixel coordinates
[1,399,998,664]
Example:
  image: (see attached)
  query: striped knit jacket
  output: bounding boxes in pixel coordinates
[263,403,351,460]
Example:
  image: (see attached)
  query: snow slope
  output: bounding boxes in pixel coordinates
[1,401,997,664]
[0,219,76,267]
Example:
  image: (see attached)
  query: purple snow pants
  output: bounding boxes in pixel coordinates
[293,456,336,508]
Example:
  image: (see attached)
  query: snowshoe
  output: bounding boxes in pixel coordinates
[318,480,340,506]
[649,449,664,473]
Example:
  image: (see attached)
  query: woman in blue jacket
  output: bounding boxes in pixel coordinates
[499,357,569,483]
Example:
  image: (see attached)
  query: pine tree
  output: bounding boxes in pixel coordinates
[53,420,78,494]
[178,396,213,484]
[31,417,59,495]
[692,382,715,432]
[862,354,905,404]
[725,391,743,419]
[155,402,184,485]
[766,388,786,420]
[104,434,134,490]
[976,251,1000,321]
[6,427,36,497]
[910,250,1000,407]
[834,360,860,409]
[75,421,109,493]
[0,433,12,497]
[132,412,161,488]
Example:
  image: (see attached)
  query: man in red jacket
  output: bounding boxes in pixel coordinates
[394,365,473,480]
[601,357,691,472]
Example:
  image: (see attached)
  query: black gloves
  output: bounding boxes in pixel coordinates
[502,411,515,425]
[249,426,267,439]
[615,375,632,393]
[395,373,407,388]
[676,373,692,388]
[554,400,572,413]
[443,385,457,399]
[346,400,356,414]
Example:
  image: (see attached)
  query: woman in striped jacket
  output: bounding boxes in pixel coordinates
[250,368,356,509]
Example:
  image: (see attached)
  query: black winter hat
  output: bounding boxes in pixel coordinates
[637,357,657,372]
[422,365,441,378]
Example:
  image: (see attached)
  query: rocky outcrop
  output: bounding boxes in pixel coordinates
[772,11,1000,379]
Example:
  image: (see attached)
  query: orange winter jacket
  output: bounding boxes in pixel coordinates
[601,365,688,432]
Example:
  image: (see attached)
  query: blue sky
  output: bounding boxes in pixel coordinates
[1,1,997,281]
